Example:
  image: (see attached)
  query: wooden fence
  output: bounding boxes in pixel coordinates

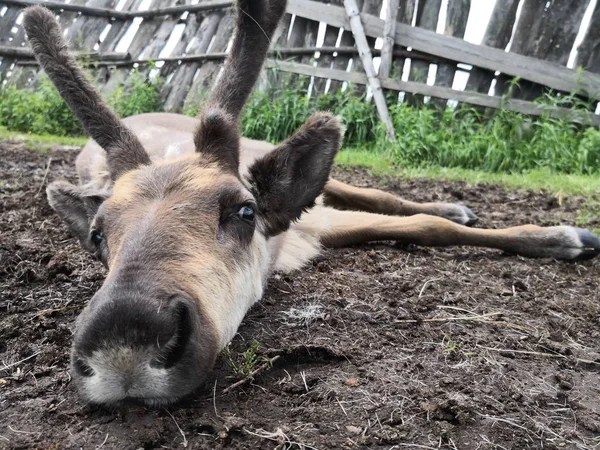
[1,0,600,127]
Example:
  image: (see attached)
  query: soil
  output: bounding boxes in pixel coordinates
[1,140,599,450]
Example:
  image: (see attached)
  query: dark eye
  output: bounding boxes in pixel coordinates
[90,230,104,246]
[237,205,255,222]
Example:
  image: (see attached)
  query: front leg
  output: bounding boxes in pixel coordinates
[323,179,478,226]
[298,207,600,261]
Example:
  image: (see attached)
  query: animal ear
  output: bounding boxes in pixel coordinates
[46,181,109,252]
[247,113,344,237]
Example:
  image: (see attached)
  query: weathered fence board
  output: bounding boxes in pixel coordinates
[379,0,399,80]
[1,0,232,19]
[464,0,519,95]
[387,0,415,89]
[405,0,441,106]
[575,1,600,74]
[164,11,223,111]
[0,6,25,77]
[266,59,600,126]
[65,0,115,50]
[182,11,233,111]
[507,0,590,100]
[430,0,471,108]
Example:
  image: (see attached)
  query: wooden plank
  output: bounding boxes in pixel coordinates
[266,11,293,88]
[103,0,167,94]
[65,0,116,50]
[163,11,222,112]
[575,1,600,74]
[389,0,415,83]
[353,0,381,94]
[182,11,234,112]
[14,47,446,67]
[0,0,232,19]
[93,0,138,88]
[312,23,340,94]
[265,59,600,126]
[158,10,205,102]
[327,0,365,93]
[430,0,470,108]
[287,0,600,98]
[283,14,312,87]
[0,46,129,59]
[301,16,320,92]
[507,0,590,100]
[405,0,441,106]
[0,4,33,85]
[124,0,173,59]
[98,0,137,52]
[379,0,399,80]
[57,0,87,32]
[343,0,395,140]
[0,6,23,77]
[464,0,519,94]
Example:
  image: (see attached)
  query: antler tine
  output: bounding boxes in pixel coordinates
[205,0,288,119]
[23,6,151,180]
[194,0,287,172]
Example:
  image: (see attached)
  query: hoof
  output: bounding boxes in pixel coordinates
[444,205,478,227]
[574,228,600,260]
[463,207,479,227]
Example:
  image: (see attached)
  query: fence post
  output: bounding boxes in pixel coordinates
[379,0,399,80]
[343,0,396,141]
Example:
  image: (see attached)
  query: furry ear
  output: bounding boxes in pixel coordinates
[247,113,344,237]
[47,181,109,252]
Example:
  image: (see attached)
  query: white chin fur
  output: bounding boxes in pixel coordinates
[80,347,170,405]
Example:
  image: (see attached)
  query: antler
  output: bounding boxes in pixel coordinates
[194,0,288,172]
[23,6,151,180]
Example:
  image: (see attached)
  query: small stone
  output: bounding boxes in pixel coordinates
[344,377,360,387]
[346,425,362,435]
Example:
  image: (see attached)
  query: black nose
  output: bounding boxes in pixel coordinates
[72,293,195,365]
[152,300,193,369]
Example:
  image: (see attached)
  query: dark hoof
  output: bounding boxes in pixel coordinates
[463,207,478,227]
[575,228,600,260]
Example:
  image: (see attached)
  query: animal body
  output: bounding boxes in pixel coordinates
[22,0,600,407]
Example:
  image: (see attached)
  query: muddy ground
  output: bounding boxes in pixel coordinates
[1,140,599,450]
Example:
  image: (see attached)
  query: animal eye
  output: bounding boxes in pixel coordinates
[90,230,104,246]
[237,205,255,222]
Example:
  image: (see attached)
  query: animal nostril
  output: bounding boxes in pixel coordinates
[73,358,95,377]
[157,301,193,369]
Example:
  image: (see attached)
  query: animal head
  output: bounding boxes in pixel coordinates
[23,1,343,407]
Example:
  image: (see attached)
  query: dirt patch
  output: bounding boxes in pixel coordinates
[1,141,599,450]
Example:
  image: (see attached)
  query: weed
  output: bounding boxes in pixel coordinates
[442,337,472,358]
[222,340,266,378]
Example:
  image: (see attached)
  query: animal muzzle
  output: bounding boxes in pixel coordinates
[70,287,218,407]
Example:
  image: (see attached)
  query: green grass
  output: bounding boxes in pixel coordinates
[337,148,600,196]
[0,70,161,137]
[0,126,88,149]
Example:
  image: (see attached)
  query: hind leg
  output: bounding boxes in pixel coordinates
[297,207,600,261]
[323,179,478,226]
